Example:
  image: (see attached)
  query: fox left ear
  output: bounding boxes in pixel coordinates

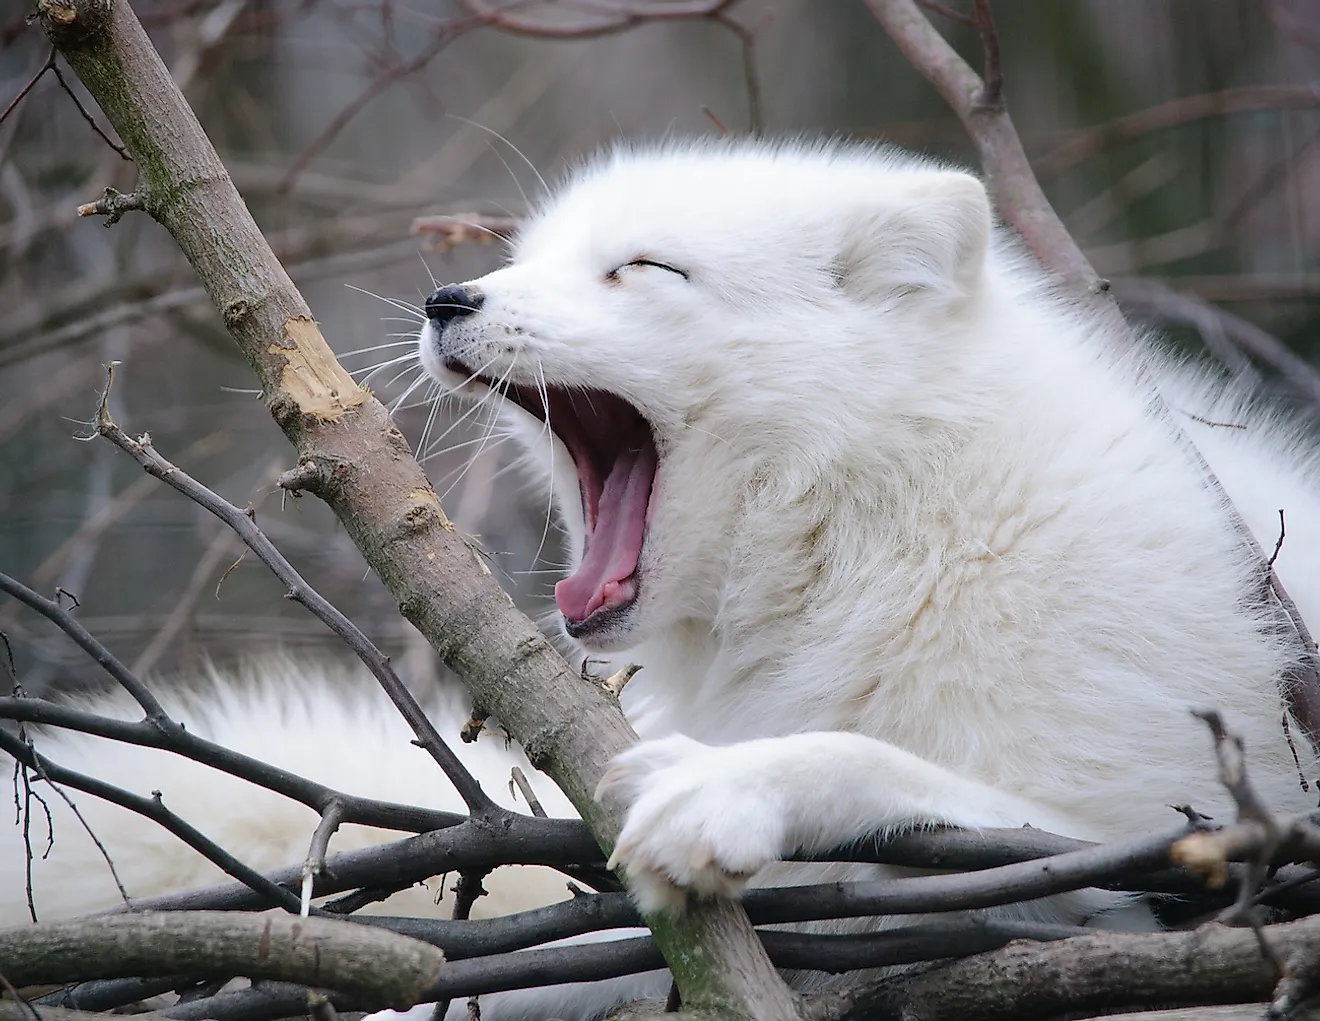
[837,172,992,303]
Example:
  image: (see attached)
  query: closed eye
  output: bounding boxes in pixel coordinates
[608,258,689,281]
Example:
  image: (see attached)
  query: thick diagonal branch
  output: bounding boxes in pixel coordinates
[35,0,794,1015]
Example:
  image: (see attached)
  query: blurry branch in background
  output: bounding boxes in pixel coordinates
[1115,280,1320,409]
[278,0,760,196]
[1039,85,1320,176]
[411,213,519,249]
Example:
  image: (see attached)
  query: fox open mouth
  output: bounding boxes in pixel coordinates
[448,361,657,636]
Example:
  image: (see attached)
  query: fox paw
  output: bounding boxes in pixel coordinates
[595,735,786,913]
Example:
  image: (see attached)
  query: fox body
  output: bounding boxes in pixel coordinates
[420,140,1319,914]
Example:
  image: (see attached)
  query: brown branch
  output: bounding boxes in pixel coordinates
[302,798,348,915]
[0,693,463,836]
[76,186,144,224]
[0,47,55,127]
[456,0,738,39]
[970,0,1000,108]
[47,54,130,160]
[1,912,445,1011]
[1040,84,1320,176]
[840,914,1320,1021]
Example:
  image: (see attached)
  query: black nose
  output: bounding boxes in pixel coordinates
[425,285,483,328]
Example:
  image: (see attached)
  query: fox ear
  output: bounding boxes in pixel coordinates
[837,172,992,303]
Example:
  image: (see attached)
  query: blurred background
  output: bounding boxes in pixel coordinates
[1,0,1317,697]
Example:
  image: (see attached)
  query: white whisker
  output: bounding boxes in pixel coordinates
[338,339,418,359]
[529,358,558,571]
[446,114,549,197]
[418,251,439,291]
[345,283,426,320]
[390,376,436,416]
[352,353,418,382]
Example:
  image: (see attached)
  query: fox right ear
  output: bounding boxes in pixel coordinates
[837,172,992,304]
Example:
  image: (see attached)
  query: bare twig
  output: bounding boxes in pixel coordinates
[48,57,130,160]
[713,11,762,134]
[0,572,172,720]
[0,692,463,835]
[302,799,348,916]
[77,186,145,225]
[104,812,601,915]
[0,47,55,128]
[1271,510,1288,571]
[510,766,547,818]
[970,0,1000,108]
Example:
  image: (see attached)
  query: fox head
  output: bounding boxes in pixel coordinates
[418,140,996,652]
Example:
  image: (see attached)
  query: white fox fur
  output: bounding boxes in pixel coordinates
[420,138,1319,910]
[6,139,1320,1020]
[0,658,576,921]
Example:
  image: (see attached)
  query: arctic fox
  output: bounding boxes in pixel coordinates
[4,138,1320,1018]
[417,139,1320,915]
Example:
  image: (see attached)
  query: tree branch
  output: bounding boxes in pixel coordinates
[36,0,795,1012]
[1,912,445,1011]
[840,914,1320,1021]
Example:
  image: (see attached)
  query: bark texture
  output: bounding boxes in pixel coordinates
[1,912,444,1010]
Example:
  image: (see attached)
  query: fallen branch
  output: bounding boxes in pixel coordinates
[839,914,1320,1021]
[2,912,445,1011]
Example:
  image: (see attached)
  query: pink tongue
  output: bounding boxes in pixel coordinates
[555,442,657,623]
